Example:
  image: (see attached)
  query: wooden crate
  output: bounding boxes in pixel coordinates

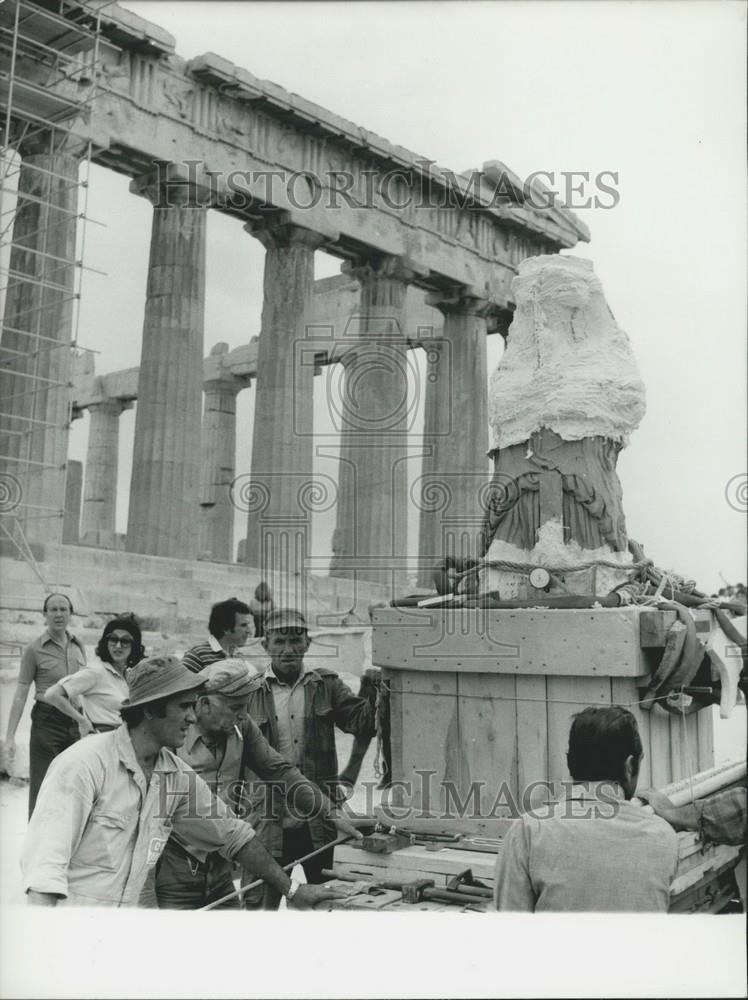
[374,606,715,824]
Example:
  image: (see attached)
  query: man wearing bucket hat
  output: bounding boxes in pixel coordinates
[155,658,362,909]
[244,608,376,908]
[21,654,347,909]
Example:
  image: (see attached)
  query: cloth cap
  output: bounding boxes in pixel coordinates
[122,655,205,708]
[201,658,257,698]
[264,609,308,633]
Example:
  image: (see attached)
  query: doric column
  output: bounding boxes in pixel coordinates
[199,347,244,562]
[62,460,83,545]
[80,394,130,548]
[329,257,413,588]
[242,219,324,606]
[126,171,206,559]
[0,139,82,547]
[417,292,492,586]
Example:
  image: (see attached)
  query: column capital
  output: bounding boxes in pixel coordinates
[425,288,494,318]
[244,214,328,252]
[130,164,208,209]
[16,134,89,161]
[85,395,129,417]
[342,254,416,288]
[203,374,244,395]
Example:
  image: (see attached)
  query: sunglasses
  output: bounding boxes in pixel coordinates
[107,636,133,647]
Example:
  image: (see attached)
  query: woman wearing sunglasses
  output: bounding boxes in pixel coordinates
[44,615,145,736]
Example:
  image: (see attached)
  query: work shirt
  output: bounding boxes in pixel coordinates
[178,716,326,841]
[19,630,87,700]
[246,665,376,853]
[494,782,679,913]
[267,664,309,767]
[177,724,244,807]
[58,660,128,728]
[21,724,255,907]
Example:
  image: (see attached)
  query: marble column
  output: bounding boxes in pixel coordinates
[62,460,83,545]
[417,293,491,586]
[243,219,324,608]
[329,257,412,588]
[126,173,206,559]
[81,396,129,548]
[0,140,82,547]
[199,371,243,563]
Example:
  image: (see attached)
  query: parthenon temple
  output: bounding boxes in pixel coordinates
[0,0,588,619]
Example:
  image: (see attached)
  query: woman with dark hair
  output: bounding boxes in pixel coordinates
[249,582,274,638]
[44,615,145,737]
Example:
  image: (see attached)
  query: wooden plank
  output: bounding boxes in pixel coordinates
[373,607,648,677]
[335,844,497,882]
[388,670,461,815]
[639,610,677,647]
[382,667,403,804]
[649,706,672,787]
[546,677,612,786]
[457,673,518,816]
[669,710,686,782]
[516,675,549,809]
[696,706,715,771]
[611,677,652,788]
[371,811,514,840]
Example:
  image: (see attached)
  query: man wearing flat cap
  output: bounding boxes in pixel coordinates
[21,655,350,909]
[155,658,362,909]
[244,609,377,908]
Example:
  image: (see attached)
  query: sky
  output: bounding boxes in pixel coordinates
[60,0,747,593]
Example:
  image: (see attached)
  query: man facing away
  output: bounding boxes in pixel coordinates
[182,598,255,674]
[494,706,679,912]
[21,656,350,909]
[156,658,362,909]
[243,609,376,908]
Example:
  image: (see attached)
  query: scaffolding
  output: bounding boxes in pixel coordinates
[0,0,116,588]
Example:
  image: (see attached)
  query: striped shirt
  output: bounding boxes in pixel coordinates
[182,635,227,674]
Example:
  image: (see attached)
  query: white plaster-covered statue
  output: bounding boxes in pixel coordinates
[480,254,646,597]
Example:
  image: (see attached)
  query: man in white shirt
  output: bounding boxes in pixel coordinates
[21,655,348,909]
[494,706,679,912]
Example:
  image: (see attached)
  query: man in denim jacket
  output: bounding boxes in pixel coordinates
[243,609,376,908]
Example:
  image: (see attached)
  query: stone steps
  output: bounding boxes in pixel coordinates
[0,545,388,630]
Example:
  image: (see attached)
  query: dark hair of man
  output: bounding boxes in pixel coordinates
[208,597,250,639]
[566,706,642,784]
[120,695,170,728]
[96,615,146,668]
[43,592,74,614]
